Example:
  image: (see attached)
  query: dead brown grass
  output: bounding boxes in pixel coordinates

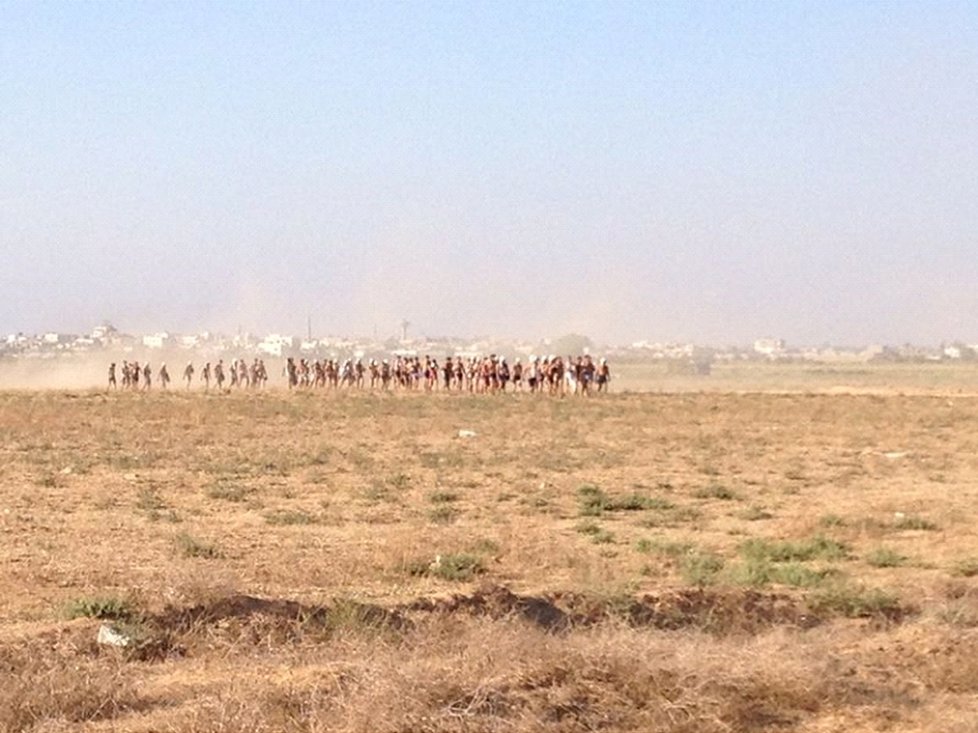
[1,386,977,731]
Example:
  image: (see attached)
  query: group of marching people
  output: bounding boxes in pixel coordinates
[286,353,611,395]
[108,360,171,390]
[183,358,270,390]
[108,358,269,391]
[109,354,611,395]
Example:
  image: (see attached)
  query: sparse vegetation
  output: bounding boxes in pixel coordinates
[409,552,486,581]
[635,538,694,557]
[578,484,674,515]
[264,509,317,525]
[952,558,978,578]
[739,535,849,563]
[893,514,939,531]
[694,483,739,501]
[65,595,136,621]
[679,550,725,586]
[174,532,223,559]
[810,583,904,618]
[206,482,250,502]
[727,559,834,588]
[136,486,166,512]
[739,506,774,521]
[577,484,608,516]
[576,520,615,544]
[427,505,459,524]
[136,485,180,521]
[0,383,975,731]
[866,547,907,568]
[428,490,459,503]
[819,513,847,528]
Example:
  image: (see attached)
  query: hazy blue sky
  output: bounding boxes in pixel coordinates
[2,1,976,345]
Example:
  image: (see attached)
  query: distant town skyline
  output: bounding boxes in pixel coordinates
[3,3,977,344]
[6,320,978,354]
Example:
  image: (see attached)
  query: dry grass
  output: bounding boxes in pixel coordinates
[2,382,978,731]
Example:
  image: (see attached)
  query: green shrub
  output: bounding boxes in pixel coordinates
[265,509,316,525]
[428,505,459,524]
[206,483,250,502]
[174,532,222,559]
[680,552,725,586]
[65,595,135,621]
[725,558,773,588]
[361,481,391,502]
[608,494,674,511]
[695,484,738,501]
[819,513,847,528]
[136,487,166,512]
[579,485,674,515]
[636,538,694,557]
[739,535,849,563]
[428,490,459,504]
[577,484,608,516]
[576,520,603,535]
[810,583,902,618]
[469,538,501,555]
[426,553,485,582]
[770,563,835,587]
[573,520,615,543]
[865,547,906,568]
[728,558,834,588]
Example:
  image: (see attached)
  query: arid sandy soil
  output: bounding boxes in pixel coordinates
[1,382,977,731]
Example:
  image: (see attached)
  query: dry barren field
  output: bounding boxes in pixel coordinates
[2,384,977,732]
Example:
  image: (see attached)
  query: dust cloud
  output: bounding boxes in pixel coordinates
[0,357,108,390]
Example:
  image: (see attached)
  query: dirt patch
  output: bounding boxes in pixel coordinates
[403,585,832,633]
[405,585,572,630]
[155,593,407,632]
[48,586,829,664]
[556,588,824,632]
[12,585,911,667]
[134,585,912,651]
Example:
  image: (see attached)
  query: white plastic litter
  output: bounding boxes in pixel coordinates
[97,624,131,647]
[458,430,477,439]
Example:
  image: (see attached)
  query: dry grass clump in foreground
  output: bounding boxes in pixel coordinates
[2,607,978,733]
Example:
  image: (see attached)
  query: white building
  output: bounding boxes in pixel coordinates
[142,333,172,349]
[91,323,118,342]
[753,338,786,358]
[258,334,295,358]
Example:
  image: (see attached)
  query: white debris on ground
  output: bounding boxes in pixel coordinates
[457,430,477,439]
[882,451,908,459]
[97,624,131,647]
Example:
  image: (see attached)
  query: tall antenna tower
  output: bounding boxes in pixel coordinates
[400,319,411,342]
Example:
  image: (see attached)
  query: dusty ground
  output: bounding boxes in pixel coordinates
[1,378,977,731]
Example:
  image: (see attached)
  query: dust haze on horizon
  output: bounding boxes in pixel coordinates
[2,2,977,347]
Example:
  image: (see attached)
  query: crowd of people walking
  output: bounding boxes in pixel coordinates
[108,354,611,396]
